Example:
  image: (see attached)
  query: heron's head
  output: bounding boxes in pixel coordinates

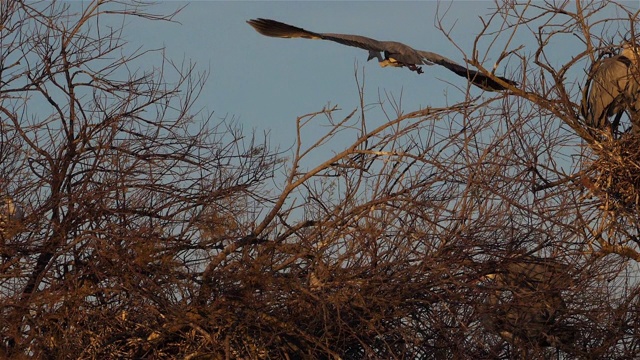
[621,41,639,62]
[378,59,392,68]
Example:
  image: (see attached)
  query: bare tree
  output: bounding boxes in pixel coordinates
[2,0,640,359]
[0,1,277,358]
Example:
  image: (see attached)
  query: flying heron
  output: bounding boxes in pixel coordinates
[247,18,517,91]
[582,42,640,135]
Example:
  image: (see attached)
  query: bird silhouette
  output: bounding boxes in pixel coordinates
[582,42,640,135]
[247,18,517,91]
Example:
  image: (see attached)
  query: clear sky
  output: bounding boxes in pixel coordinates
[121,2,513,150]
[112,1,638,168]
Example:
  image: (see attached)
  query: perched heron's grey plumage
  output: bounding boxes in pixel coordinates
[582,44,640,133]
[0,196,24,239]
[488,258,570,288]
[1,197,23,222]
[481,257,574,348]
[247,18,517,91]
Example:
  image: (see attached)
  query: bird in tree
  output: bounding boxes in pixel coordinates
[481,256,575,348]
[247,18,517,92]
[582,41,640,135]
[0,196,24,240]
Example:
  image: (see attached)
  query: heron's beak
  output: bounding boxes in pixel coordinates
[378,60,391,68]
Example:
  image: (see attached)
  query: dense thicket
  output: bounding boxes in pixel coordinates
[1,1,639,358]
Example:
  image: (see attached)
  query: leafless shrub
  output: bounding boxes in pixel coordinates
[2,0,640,359]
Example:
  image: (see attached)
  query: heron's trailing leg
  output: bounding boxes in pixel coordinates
[407,64,423,74]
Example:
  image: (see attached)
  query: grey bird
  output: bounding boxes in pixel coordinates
[0,196,24,239]
[1,196,24,222]
[247,18,517,91]
[481,257,575,348]
[582,42,640,134]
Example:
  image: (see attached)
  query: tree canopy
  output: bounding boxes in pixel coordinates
[1,1,639,358]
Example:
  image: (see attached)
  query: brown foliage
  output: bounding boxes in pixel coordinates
[1,1,640,359]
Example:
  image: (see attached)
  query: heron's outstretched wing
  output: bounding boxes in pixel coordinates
[247,18,386,53]
[418,51,517,91]
[248,18,517,91]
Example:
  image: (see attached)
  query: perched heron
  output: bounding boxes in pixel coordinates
[0,196,24,239]
[247,18,517,91]
[481,257,575,348]
[582,42,640,134]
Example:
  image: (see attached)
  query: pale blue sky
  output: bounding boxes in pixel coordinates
[123,2,522,148]
[112,1,638,167]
